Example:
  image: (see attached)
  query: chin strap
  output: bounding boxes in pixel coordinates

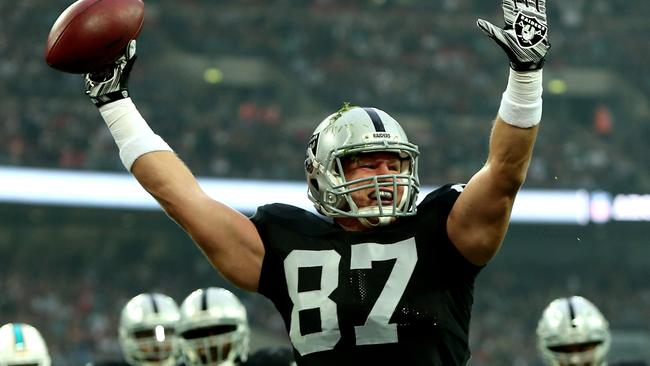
[358,216,396,228]
[356,206,397,227]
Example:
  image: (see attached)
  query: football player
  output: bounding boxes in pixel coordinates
[177,287,250,366]
[537,296,611,366]
[118,293,181,366]
[0,323,51,366]
[78,0,550,364]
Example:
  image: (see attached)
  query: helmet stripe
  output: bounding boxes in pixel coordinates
[567,297,577,327]
[201,288,209,311]
[150,293,159,313]
[362,108,386,132]
[13,323,26,350]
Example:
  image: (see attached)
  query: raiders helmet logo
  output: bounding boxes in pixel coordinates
[308,133,320,155]
[514,11,547,49]
[304,158,314,174]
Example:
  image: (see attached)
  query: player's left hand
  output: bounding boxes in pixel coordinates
[477,0,550,71]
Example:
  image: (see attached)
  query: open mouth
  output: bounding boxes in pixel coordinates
[369,190,394,204]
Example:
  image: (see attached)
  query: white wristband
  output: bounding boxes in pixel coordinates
[98,98,173,171]
[498,69,543,128]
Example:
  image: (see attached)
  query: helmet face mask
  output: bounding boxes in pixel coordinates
[180,324,246,366]
[178,288,250,366]
[118,293,181,366]
[305,105,420,226]
[546,341,602,365]
[121,326,177,364]
[536,296,611,366]
[0,323,51,366]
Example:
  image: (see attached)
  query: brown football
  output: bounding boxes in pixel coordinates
[45,0,144,74]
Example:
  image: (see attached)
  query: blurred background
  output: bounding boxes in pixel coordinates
[1,0,650,365]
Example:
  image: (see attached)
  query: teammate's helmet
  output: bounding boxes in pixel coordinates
[178,287,250,366]
[537,296,611,366]
[0,323,51,366]
[118,293,181,366]
[304,104,420,225]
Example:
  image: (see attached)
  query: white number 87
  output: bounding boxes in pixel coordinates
[283,238,417,356]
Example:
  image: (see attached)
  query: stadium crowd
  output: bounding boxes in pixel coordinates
[1,0,649,192]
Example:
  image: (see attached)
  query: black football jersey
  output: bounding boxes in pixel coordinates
[245,347,296,366]
[251,184,483,366]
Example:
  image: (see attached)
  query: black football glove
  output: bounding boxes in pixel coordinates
[84,40,137,107]
[477,0,550,71]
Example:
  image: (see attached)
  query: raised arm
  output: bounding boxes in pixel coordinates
[85,41,264,291]
[447,0,551,266]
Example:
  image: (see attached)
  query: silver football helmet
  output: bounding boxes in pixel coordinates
[537,296,611,366]
[304,104,420,226]
[118,293,181,366]
[178,287,250,366]
[0,323,51,366]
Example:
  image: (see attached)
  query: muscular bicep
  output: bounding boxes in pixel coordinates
[446,168,514,266]
[447,118,538,266]
[131,151,265,291]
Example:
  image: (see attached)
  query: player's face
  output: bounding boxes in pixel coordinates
[549,341,600,366]
[342,152,405,211]
[133,328,176,361]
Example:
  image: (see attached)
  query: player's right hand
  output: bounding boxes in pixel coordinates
[84,40,137,107]
[476,0,550,71]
